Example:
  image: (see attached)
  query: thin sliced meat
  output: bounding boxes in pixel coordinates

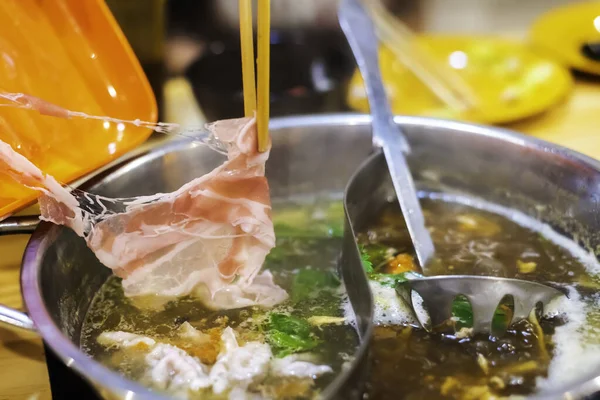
[0,92,70,118]
[0,116,287,309]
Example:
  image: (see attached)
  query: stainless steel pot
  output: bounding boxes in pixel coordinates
[2,114,600,399]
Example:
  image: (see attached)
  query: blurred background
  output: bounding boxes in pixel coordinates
[105,0,593,125]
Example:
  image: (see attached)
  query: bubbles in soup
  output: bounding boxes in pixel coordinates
[82,194,600,399]
[81,198,359,399]
[358,194,600,399]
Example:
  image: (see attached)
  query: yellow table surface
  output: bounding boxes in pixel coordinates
[0,78,598,399]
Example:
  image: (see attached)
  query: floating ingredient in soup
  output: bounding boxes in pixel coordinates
[357,196,600,399]
[266,313,322,357]
[81,199,359,400]
[0,115,288,309]
[97,324,333,398]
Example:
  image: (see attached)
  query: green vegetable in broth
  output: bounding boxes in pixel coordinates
[451,296,474,329]
[291,269,340,302]
[370,272,416,287]
[360,198,600,399]
[360,245,374,273]
[361,241,513,331]
[80,193,600,400]
[269,313,312,337]
[266,313,321,357]
[267,331,320,357]
[273,202,344,238]
[360,243,390,272]
[80,198,359,400]
[360,245,419,287]
[452,297,514,332]
[288,268,343,318]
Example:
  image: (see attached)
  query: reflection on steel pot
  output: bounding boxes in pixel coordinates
[2,114,600,399]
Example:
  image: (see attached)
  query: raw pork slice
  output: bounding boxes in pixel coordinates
[0,116,287,309]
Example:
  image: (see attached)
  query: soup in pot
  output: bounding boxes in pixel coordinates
[81,198,360,400]
[81,193,600,399]
[359,194,600,399]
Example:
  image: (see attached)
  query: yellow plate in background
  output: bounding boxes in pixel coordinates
[346,35,573,125]
[531,1,600,76]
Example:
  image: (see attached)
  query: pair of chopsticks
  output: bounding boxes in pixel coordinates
[239,0,270,152]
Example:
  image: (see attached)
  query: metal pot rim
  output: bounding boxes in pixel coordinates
[20,113,600,399]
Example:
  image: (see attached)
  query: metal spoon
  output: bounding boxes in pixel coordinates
[338,0,565,335]
[338,0,434,268]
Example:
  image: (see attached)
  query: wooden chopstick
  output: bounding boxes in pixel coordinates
[239,0,256,117]
[238,0,270,152]
[256,0,271,152]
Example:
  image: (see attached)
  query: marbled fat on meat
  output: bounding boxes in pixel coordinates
[0,116,287,309]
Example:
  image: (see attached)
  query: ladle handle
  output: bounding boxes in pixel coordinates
[0,215,38,332]
[338,0,409,152]
[0,304,36,331]
[339,0,435,268]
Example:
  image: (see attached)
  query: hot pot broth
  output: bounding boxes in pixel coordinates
[360,195,600,399]
[81,193,600,399]
[80,198,359,400]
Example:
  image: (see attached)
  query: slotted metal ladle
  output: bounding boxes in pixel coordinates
[338,0,565,335]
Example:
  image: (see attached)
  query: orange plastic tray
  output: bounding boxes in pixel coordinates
[0,0,156,219]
